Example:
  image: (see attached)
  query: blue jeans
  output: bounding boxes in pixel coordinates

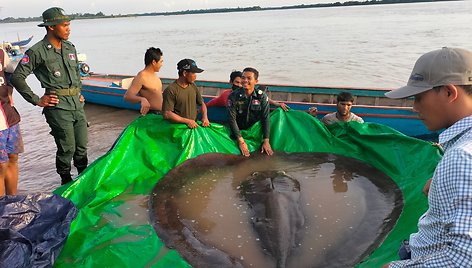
[398,240,411,260]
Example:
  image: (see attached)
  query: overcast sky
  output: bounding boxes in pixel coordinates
[1,0,339,19]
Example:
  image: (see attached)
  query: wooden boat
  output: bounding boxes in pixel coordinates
[10,35,33,47]
[81,72,437,139]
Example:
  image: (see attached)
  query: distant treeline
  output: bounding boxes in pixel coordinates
[1,12,106,24]
[0,0,460,24]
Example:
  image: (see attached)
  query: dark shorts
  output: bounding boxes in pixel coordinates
[0,124,24,163]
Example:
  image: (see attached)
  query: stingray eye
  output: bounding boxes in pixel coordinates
[252,172,259,177]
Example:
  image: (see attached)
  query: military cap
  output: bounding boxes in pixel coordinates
[37,7,72,27]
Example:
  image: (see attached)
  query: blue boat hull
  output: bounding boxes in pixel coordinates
[202,102,434,139]
[81,73,437,139]
[10,36,33,47]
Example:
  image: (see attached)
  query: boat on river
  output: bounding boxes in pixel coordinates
[10,35,33,47]
[81,72,436,139]
[0,36,33,69]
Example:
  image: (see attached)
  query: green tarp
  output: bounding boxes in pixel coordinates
[54,109,442,267]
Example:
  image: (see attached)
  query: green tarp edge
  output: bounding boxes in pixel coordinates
[53,109,442,267]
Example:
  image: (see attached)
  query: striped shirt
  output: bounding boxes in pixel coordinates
[389,115,472,267]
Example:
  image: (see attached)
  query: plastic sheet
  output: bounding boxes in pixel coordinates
[0,193,77,268]
[54,109,442,267]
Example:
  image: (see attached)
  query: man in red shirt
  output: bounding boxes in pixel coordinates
[206,70,242,108]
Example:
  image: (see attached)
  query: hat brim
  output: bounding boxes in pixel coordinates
[37,18,73,27]
[384,84,433,99]
[189,67,204,73]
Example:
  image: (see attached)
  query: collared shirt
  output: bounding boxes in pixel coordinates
[321,112,364,125]
[227,87,270,139]
[389,115,472,267]
[11,36,83,111]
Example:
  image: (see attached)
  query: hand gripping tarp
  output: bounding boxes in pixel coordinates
[54,109,441,267]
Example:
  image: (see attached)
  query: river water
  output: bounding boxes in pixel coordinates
[1,1,471,193]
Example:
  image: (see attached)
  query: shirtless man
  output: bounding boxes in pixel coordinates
[124,47,163,115]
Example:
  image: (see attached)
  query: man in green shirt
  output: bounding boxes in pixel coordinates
[162,59,210,128]
[11,7,88,185]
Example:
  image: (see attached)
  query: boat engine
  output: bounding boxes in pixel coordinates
[77,53,90,77]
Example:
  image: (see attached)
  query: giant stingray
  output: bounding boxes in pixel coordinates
[149,152,403,268]
[239,171,305,268]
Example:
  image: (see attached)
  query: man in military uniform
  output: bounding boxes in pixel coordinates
[11,7,87,185]
[227,67,273,157]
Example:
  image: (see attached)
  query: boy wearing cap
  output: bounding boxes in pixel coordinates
[162,59,209,128]
[11,7,88,185]
[383,47,472,267]
[227,67,273,157]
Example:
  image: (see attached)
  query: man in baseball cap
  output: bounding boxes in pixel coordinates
[176,59,204,73]
[383,47,472,267]
[162,59,209,128]
[385,47,472,99]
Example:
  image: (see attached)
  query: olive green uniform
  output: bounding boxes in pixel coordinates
[11,36,88,178]
[227,87,270,139]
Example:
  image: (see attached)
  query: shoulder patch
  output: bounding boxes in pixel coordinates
[20,54,30,64]
[69,53,76,61]
[64,40,75,47]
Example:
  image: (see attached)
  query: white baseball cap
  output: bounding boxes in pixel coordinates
[385,47,472,99]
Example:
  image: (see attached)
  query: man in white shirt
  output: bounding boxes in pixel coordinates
[383,47,472,268]
[320,92,364,124]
